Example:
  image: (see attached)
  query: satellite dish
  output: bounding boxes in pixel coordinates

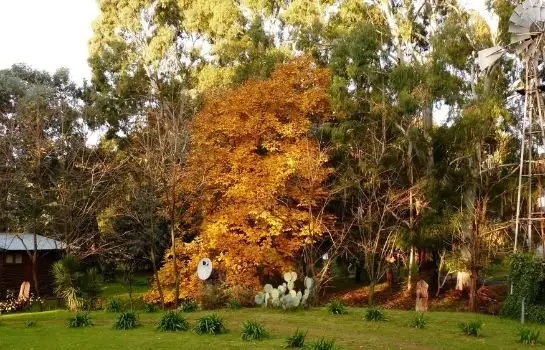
[197,258,213,280]
[477,0,545,71]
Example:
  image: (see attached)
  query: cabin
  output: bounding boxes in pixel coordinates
[0,233,64,297]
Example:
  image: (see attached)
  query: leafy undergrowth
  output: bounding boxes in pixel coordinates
[328,281,508,313]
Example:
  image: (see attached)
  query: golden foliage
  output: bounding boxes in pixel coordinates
[146,56,333,303]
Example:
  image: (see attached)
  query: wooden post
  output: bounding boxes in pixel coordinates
[416,279,429,312]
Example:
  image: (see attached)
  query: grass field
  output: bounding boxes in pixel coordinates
[0,307,542,349]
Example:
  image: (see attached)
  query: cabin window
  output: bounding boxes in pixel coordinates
[5,253,23,264]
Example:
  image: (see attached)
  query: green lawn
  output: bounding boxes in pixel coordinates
[0,307,542,349]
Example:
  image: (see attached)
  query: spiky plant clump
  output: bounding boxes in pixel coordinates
[327,299,347,315]
[52,255,82,311]
[68,313,93,328]
[157,311,189,332]
[25,320,37,328]
[241,320,268,341]
[194,314,227,335]
[309,338,336,350]
[459,320,482,336]
[365,307,385,321]
[106,298,123,313]
[285,328,307,348]
[410,313,426,329]
[179,298,199,312]
[114,311,138,330]
[144,303,158,313]
[519,328,540,345]
[227,298,241,310]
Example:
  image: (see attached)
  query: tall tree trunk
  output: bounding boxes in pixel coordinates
[170,173,180,308]
[368,280,376,306]
[407,246,415,291]
[468,269,478,312]
[150,247,165,309]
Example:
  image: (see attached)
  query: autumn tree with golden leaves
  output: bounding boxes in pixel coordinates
[146,57,333,303]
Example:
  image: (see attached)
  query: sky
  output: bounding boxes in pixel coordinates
[0,0,99,85]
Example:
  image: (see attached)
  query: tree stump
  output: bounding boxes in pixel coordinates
[415,279,429,312]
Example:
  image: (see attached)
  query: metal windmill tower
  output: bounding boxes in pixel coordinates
[477,0,545,253]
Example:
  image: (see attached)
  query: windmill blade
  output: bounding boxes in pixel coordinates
[513,39,533,56]
[511,33,533,44]
[477,46,506,71]
[511,5,534,28]
[509,23,531,35]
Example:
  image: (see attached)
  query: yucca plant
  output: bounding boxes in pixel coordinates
[25,320,37,328]
[365,307,385,321]
[286,328,307,348]
[227,298,241,310]
[144,303,158,313]
[327,299,347,315]
[157,311,189,332]
[410,313,426,329]
[241,320,268,341]
[114,311,138,330]
[179,298,199,313]
[309,337,336,350]
[520,328,540,345]
[459,320,482,336]
[194,314,227,335]
[106,298,123,313]
[68,313,93,328]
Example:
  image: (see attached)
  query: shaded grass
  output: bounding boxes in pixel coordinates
[0,308,543,349]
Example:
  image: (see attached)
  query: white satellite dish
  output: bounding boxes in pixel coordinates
[197,258,213,280]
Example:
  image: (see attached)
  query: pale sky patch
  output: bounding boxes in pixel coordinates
[0,0,99,85]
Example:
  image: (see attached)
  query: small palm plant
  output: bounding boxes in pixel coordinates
[241,320,268,341]
[286,328,307,348]
[114,311,139,330]
[327,299,347,315]
[194,314,227,335]
[157,311,189,332]
[52,255,83,311]
[68,313,93,328]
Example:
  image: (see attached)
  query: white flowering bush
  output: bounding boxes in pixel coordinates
[0,290,43,314]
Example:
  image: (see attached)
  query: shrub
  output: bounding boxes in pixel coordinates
[520,328,540,345]
[527,305,545,324]
[327,299,347,315]
[68,313,93,328]
[410,313,426,329]
[179,298,199,313]
[241,320,268,341]
[227,298,241,310]
[157,311,189,332]
[365,307,385,321]
[286,328,307,348]
[106,298,123,313]
[144,303,158,313]
[52,255,103,311]
[25,320,37,328]
[0,290,39,314]
[309,338,336,350]
[114,311,138,330]
[459,320,482,336]
[194,314,227,335]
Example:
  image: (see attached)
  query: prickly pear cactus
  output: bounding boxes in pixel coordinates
[254,273,314,309]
